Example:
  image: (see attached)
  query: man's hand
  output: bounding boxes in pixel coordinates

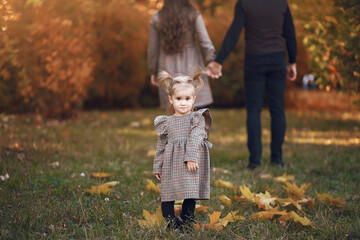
[151,74,159,86]
[187,161,199,173]
[206,61,222,79]
[287,63,297,81]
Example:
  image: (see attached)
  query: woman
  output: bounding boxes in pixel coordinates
[148,0,215,109]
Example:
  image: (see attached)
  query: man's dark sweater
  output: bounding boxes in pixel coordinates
[215,0,297,64]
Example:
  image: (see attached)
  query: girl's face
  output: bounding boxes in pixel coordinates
[169,86,196,116]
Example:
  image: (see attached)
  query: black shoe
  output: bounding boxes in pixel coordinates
[246,163,260,170]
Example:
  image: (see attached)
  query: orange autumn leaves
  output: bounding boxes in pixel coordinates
[141,174,346,230]
[83,172,118,195]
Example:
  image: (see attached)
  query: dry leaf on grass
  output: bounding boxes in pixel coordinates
[254,191,277,210]
[274,173,295,183]
[138,205,164,228]
[145,179,160,194]
[279,211,316,229]
[84,181,119,195]
[194,211,223,231]
[214,179,237,191]
[218,211,244,227]
[239,184,254,201]
[283,182,311,198]
[219,194,233,207]
[91,172,115,178]
[260,174,273,179]
[277,197,314,214]
[316,193,345,207]
[250,206,287,220]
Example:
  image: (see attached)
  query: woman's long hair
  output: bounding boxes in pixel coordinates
[158,0,198,54]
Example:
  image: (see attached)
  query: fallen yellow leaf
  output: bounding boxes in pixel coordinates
[214,179,237,191]
[277,197,313,214]
[239,184,254,201]
[218,194,233,207]
[145,179,160,194]
[250,206,287,220]
[84,181,119,195]
[194,211,223,231]
[91,172,115,178]
[138,205,164,228]
[260,174,273,179]
[254,191,277,210]
[195,204,210,213]
[279,211,316,228]
[219,211,244,227]
[274,173,295,183]
[316,193,345,207]
[283,182,311,198]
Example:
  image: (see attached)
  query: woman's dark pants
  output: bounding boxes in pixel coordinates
[244,51,287,166]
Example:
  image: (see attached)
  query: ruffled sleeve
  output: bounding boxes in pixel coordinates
[153,115,169,174]
[185,109,212,163]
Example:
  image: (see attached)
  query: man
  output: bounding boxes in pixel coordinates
[207,0,297,169]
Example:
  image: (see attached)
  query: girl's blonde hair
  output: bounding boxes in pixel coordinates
[157,69,204,113]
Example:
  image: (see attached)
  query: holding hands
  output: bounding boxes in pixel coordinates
[206,61,222,79]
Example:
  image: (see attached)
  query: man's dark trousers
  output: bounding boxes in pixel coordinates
[244,51,287,166]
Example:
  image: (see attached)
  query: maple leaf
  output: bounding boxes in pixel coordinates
[214,179,237,191]
[218,194,233,207]
[91,172,115,178]
[194,211,223,231]
[260,174,273,179]
[316,193,345,207]
[219,211,244,227]
[279,211,316,229]
[283,182,311,198]
[195,204,210,213]
[277,197,314,214]
[250,206,287,220]
[138,205,164,228]
[254,191,277,210]
[239,184,254,201]
[274,173,295,183]
[145,179,160,194]
[84,181,119,195]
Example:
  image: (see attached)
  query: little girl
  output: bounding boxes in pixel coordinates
[153,70,212,230]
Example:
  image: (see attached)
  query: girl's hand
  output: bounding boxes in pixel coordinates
[187,161,199,173]
[155,173,161,180]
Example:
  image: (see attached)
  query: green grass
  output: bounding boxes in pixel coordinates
[1,109,359,239]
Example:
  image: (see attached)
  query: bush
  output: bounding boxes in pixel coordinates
[85,1,150,109]
[302,0,360,92]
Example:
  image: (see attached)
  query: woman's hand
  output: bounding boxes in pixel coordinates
[151,74,159,86]
[187,161,199,173]
[155,173,161,180]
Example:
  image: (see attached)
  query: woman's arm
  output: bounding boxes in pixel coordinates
[148,14,160,75]
[195,14,216,64]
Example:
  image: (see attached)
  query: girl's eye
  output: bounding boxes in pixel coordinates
[186,97,190,100]
[176,97,181,100]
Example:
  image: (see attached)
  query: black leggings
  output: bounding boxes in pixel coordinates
[161,199,196,223]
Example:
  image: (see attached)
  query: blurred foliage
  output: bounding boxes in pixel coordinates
[302,0,360,92]
[86,1,150,109]
[0,0,358,118]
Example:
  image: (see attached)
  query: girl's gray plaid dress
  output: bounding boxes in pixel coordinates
[153,109,212,202]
